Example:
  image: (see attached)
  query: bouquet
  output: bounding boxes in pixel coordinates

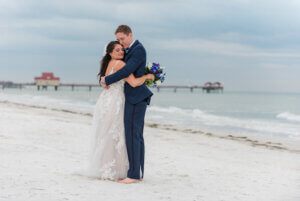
[145,62,166,87]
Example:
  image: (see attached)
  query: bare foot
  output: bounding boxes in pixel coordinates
[118,177,139,184]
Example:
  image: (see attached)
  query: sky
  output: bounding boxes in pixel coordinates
[1,0,300,92]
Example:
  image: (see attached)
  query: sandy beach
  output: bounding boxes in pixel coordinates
[0,101,299,201]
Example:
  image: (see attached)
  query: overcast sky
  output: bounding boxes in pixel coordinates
[1,0,300,92]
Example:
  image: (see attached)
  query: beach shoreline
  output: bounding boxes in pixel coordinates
[0,101,299,201]
[1,100,299,153]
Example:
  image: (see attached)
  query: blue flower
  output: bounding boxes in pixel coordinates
[144,62,165,87]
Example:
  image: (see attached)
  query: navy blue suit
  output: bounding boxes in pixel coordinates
[105,40,153,179]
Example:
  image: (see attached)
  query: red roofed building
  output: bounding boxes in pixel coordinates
[35,73,60,86]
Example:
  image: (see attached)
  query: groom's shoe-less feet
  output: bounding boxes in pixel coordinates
[118,178,141,184]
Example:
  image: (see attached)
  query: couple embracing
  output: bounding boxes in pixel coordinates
[76,25,154,184]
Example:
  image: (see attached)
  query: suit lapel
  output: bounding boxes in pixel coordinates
[126,40,139,55]
[124,40,139,61]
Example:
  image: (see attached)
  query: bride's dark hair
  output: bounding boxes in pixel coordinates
[98,41,120,83]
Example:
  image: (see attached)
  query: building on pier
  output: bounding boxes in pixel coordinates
[202,81,223,93]
[34,73,60,90]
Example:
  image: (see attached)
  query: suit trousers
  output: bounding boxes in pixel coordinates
[124,99,147,179]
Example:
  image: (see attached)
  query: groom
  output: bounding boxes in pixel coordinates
[100,25,153,184]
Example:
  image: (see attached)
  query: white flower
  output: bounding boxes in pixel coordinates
[147,62,152,68]
[156,80,162,85]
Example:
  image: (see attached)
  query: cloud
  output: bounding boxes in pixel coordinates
[259,63,300,69]
[155,38,300,58]
[1,0,300,91]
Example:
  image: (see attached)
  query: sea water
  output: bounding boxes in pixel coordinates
[1,87,300,140]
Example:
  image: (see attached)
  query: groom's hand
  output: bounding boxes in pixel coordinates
[100,76,109,90]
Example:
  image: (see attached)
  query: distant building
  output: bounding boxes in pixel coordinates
[34,73,60,87]
[203,81,223,93]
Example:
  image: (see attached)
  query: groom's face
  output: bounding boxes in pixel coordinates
[116,32,133,49]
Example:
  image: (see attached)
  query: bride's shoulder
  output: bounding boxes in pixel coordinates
[117,60,126,66]
[114,60,126,71]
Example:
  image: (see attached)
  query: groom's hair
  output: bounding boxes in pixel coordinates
[115,25,132,35]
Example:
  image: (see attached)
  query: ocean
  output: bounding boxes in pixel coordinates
[1,86,300,140]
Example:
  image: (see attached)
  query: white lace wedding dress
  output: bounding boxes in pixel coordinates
[74,61,129,180]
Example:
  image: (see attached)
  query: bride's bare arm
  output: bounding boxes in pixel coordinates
[114,60,154,88]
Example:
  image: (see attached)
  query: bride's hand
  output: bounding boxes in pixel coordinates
[146,74,155,81]
[100,76,109,90]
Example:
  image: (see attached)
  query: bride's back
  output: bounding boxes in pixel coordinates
[101,60,125,95]
[105,60,125,75]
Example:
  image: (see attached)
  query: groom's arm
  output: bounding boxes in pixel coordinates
[104,47,146,86]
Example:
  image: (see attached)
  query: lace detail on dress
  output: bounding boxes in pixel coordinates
[97,159,117,179]
[74,60,129,180]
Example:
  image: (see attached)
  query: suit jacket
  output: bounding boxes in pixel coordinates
[105,40,153,105]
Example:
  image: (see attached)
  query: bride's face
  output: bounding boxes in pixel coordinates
[110,44,124,60]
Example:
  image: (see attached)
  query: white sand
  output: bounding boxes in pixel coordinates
[0,102,299,201]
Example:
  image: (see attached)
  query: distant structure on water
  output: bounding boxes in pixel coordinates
[156,81,223,93]
[1,73,224,93]
[0,81,19,89]
[202,81,223,93]
[34,72,60,90]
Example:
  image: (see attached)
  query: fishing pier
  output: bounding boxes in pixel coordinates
[1,73,223,93]
[0,82,223,93]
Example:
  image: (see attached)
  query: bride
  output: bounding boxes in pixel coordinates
[75,41,154,181]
